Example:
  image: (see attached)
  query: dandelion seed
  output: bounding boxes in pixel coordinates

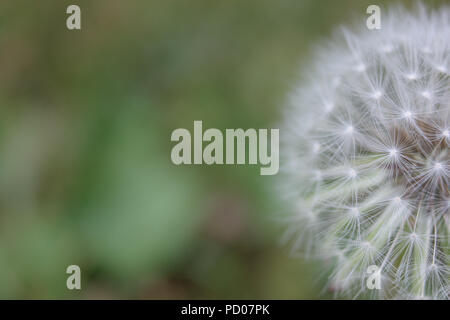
[406,73,418,80]
[355,63,366,72]
[344,125,354,135]
[324,102,334,113]
[350,207,360,216]
[403,111,413,119]
[442,130,449,138]
[371,91,383,100]
[421,47,432,54]
[436,65,447,73]
[312,142,321,153]
[348,168,357,178]
[421,90,432,100]
[389,148,398,157]
[381,45,394,53]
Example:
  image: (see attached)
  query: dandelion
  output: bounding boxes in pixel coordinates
[280,4,449,299]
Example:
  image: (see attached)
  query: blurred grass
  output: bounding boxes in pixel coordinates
[0,0,446,299]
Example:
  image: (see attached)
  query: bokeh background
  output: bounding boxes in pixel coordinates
[0,0,446,299]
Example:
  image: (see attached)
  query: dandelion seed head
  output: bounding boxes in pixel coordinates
[279,3,450,300]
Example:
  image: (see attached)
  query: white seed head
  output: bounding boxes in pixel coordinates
[280,4,449,300]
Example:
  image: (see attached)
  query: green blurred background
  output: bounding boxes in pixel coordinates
[0,0,445,299]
